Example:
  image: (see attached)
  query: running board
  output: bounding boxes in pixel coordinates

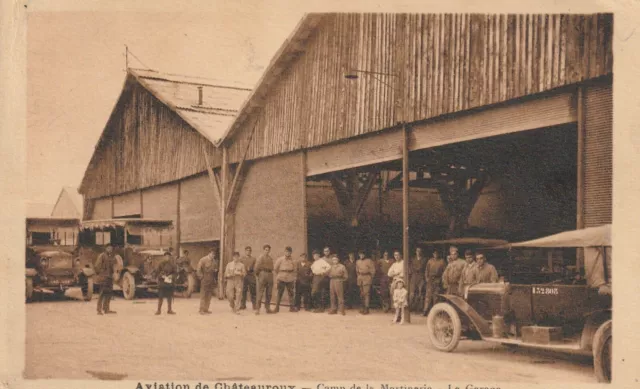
[482,337,588,354]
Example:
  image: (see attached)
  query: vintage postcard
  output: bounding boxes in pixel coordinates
[2,0,639,389]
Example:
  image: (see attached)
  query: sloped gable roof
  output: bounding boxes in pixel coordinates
[129,69,252,145]
[218,13,325,145]
[52,186,83,217]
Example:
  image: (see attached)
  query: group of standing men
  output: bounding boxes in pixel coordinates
[91,242,499,317]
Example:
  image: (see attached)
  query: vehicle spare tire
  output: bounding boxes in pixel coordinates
[426,302,462,352]
[122,272,136,300]
[593,320,612,383]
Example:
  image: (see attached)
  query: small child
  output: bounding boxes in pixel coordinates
[392,278,408,324]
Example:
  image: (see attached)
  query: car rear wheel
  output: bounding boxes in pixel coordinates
[26,277,34,302]
[184,273,196,298]
[426,302,462,352]
[84,277,94,301]
[122,272,136,300]
[593,320,612,383]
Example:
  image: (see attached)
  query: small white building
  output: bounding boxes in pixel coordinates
[51,186,83,219]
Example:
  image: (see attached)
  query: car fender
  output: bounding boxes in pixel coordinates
[81,267,95,277]
[122,266,140,275]
[438,294,493,338]
[580,309,612,351]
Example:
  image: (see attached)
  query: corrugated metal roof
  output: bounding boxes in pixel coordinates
[129,69,251,145]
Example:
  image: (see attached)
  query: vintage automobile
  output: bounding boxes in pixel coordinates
[77,218,195,299]
[425,224,612,382]
[135,249,197,298]
[25,217,95,302]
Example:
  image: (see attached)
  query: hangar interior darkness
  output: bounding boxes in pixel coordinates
[306,123,578,259]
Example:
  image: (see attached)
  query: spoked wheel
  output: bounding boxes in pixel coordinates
[426,302,462,352]
[593,320,612,383]
[122,272,136,300]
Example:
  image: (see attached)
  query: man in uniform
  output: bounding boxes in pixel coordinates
[376,250,394,312]
[423,248,447,316]
[387,250,405,297]
[344,252,358,309]
[409,247,427,311]
[95,245,118,315]
[327,255,348,315]
[196,248,218,314]
[294,253,313,311]
[458,249,478,295]
[355,249,376,314]
[474,252,499,283]
[156,252,177,315]
[442,246,466,295]
[311,249,331,312]
[254,244,275,315]
[274,246,298,313]
[224,251,246,314]
[239,246,257,310]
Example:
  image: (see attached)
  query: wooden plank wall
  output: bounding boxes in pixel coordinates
[227,13,613,164]
[81,77,221,199]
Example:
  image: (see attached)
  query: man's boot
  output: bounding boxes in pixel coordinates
[340,307,346,316]
[156,298,163,315]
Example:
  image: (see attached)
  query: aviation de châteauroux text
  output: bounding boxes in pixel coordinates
[135,382,501,389]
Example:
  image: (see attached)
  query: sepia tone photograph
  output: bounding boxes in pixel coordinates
[5,0,638,388]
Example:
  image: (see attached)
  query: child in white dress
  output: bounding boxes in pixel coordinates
[392,278,408,324]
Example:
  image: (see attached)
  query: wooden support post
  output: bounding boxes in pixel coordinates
[576,85,585,230]
[576,85,585,273]
[402,123,411,323]
[218,147,228,299]
[176,181,181,254]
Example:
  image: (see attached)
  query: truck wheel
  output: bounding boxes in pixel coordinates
[84,277,94,301]
[426,302,462,352]
[185,273,196,298]
[593,320,612,383]
[26,277,34,302]
[122,272,136,300]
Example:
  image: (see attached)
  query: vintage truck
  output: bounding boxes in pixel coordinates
[425,224,612,382]
[25,217,95,302]
[77,218,195,300]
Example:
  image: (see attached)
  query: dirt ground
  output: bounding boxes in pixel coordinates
[24,294,596,383]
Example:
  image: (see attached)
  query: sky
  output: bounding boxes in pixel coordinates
[26,7,303,207]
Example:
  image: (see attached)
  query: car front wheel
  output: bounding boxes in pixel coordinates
[426,302,462,352]
[593,320,612,383]
[26,277,34,302]
[122,272,136,300]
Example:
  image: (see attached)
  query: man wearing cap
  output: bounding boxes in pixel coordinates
[409,247,427,311]
[474,252,499,283]
[442,246,466,295]
[239,246,257,310]
[274,246,299,313]
[94,245,118,315]
[254,244,275,314]
[355,250,376,314]
[344,252,358,309]
[196,248,218,315]
[156,252,177,315]
[458,249,478,295]
[376,250,394,312]
[327,255,348,315]
[294,253,313,311]
[311,249,331,313]
[224,251,246,314]
[423,248,447,316]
